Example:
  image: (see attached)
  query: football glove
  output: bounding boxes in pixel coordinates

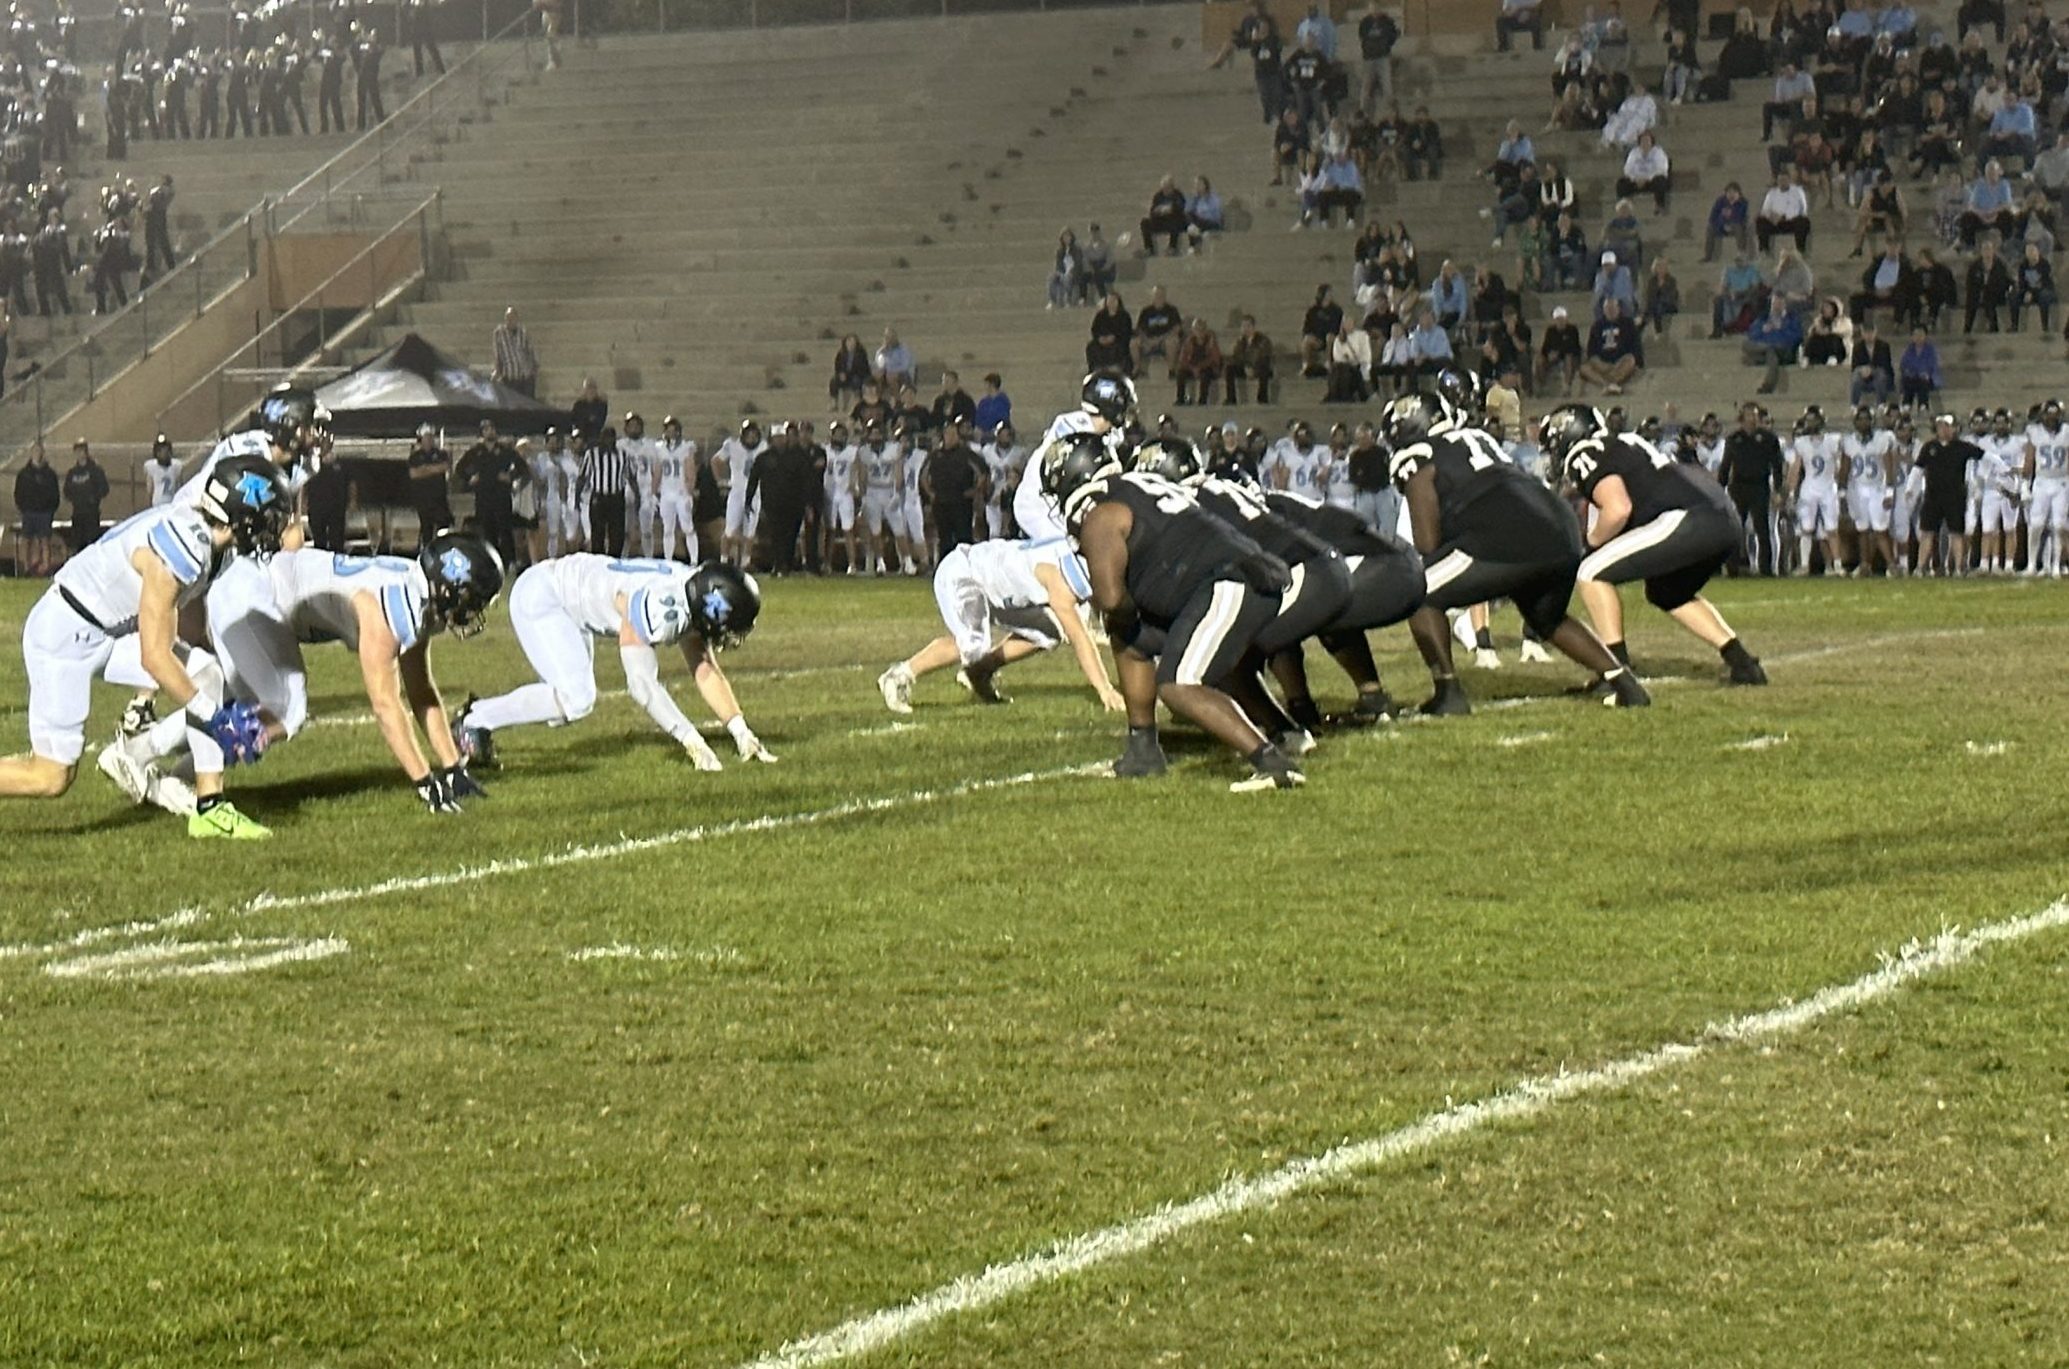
[415,771,463,814]
[443,763,488,800]
[203,700,270,766]
[730,722,778,764]
[685,737,724,772]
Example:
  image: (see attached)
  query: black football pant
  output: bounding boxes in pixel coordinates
[1576,506,1739,609]
[1730,487,1774,574]
[590,492,627,557]
[764,495,809,572]
[933,502,974,562]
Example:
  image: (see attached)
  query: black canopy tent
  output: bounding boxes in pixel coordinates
[314,334,565,439]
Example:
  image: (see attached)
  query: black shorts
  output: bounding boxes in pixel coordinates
[1156,577,1282,688]
[1422,490,1585,635]
[1577,505,1738,611]
[1918,492,1965,538]
[1253,550,1352,655]
[1324,535,1425,634]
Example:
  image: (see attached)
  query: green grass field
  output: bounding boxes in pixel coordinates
[0,573,2064,1368]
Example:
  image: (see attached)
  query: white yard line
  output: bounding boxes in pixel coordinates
[567,943,743,966]
[43,935,349,981]
[1727,733,1791,752]
[305,664,871,731]
[1494,731,1555,748]
[729,899,2069,1369]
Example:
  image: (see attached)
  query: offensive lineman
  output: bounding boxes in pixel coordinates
[1841,406,1897,576]
[715,420,766,566]
[453,556,774,770]
[1786,405,1843,576]
[1538,404,1768,686]
[1,455,287,839]
[652,416,700,562]
[2023,399,2069,577]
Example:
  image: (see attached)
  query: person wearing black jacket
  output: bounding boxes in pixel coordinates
[304,456,351,551]
[352,25,385,130]
[407,423,453,540]
[922,423,988,561]
[1848,323,1896,406]
[1138,175,1190,257]
[1299,283,1343,377]
[405,0,445,76]
[141,173,174,277]
[2009,241,2056,332]
[458,421,529,564]
[930,370,976,431]
[316,37,346,133]
[61,439,108,552]
[1963,239,2013,333]
[1403,104,1443,180]
[13,441,60,574]
[31,208,71,315]
[90,217,132,314]
[1915,413,1980,573]
[1086,292,1132,373]
[747,422,819,573]
[1716,403,1786,574]
[1356,2,1398,115]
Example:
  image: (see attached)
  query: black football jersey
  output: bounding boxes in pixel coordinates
[1097,472,1265,623]
[1388,426,1532,517]
[1264,489,1404,556]
[1190,476,1334,566]
[1566,434,1732,525]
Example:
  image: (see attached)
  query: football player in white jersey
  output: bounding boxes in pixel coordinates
[144,434,180,506]
[1887,411,1922,574]
[617,413,657,555]
[856,419,905,575]
[1786,405,1844,575]
[105,534,504,818]
[652,415,700,563]
[1318,422,1358,509]
[820,420,863,573]
[899,424,932,574]
[1840,406,1896,575]
[1693,412,1726,478]
[981,423,1024,538]
[1963,407,1991,550]
[1,456,286,839]
[1977,407,2024,573]
[2023,398,2069,576]
[453,556,774,771]
[552,427,586,554]
[714,419,765,565]
[537,428,576,556]
[1271,421,1327,499]
[1016,372,1135,541]
[878,536,1121,713]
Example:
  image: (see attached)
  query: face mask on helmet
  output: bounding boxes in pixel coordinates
[421,533,505,640]
[688,563,761,649]
[1132,439,1201,484]
[1043,433,1123,528]
[200,454,289,559]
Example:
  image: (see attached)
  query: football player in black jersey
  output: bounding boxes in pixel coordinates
[1042,433,1307,791]
[1539,403,1769,686]
[1381,393,1650,713]
[1133,438,1425,728]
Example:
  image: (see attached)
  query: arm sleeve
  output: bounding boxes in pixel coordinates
[619,643,699,747]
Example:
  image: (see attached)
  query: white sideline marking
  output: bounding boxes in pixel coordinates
[567,943,743,966]
[0,907,204,959]
[1965,740,2010,757]
[731,899,2069,1369]
[845,720,927,739]
[1728,733,1791,752]
[43,935,349,981]
[304,665,867,731]
[1495,730,1554,748]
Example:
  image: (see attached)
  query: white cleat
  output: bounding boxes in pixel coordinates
[877,664,915,715]
[1518,639,1554,664]
[151,773,198,817]
[96,742,149,804]
[1449,611,1476,651]
[1473,647,1503,671]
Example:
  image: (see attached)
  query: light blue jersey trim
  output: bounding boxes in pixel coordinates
[147,519,205,585]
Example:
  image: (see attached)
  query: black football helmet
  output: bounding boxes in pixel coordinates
[1536,403,1609,483]
[197,453,290,558]
[1378,391,1460,452]
[1040,430,1123,528]
[1434,366,1486,417]
[255,383,320,453]
[1800,404,1825,435]
[687,561,761,649]
[1131,437,1203,484]
[1079,371,1139,425]
[2043,398,2064,431]
[420,532,505,639]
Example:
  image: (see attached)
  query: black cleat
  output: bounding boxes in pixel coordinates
[1231,744,1305,792]
[1111,731,1169,778]
[1332,691,1399,727]
[1419,679,1471,717]
[1727,656,1769,686]
[1606,671,1652,708]
[1286,694,1327,731]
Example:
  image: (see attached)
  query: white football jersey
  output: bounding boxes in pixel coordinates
[1980,435,2025,494]
[553,451,582,497]
[145,458,180,507]
[544,553,696,644]
[176,429,301,504]
[824,443,859,494]
[53,503,219,632]
[1695,437,1726,477]
[983,443,1023,506]
[1020,416,1121,541]
[1842,431,1893,487]
[653,438,697,490]
[1277,443,1326,497]
[961,536,1092,611]
[861,442,898,491]
[528,448,562,503]
[619,435,657,484]
[269,548,430,653]
[903,445,929,495]
[2026,422,2069,480]
[1792,433,1842,488]
[714,438,764,490]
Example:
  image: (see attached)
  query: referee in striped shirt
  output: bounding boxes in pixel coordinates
[579,425,631,556]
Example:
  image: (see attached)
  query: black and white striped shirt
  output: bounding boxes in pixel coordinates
[579,442,631,497]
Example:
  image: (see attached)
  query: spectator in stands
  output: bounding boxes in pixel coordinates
[1717,9,1769,81]
[1498,305,1534,390]
[1912,247,1958,329]
[1578,296,1643,395]
[1898,324,1943,405]
[1356,2,1399,114]
[1285,33,1329,131]
[1300,283,1343,376]
[1600,82,1658,149]
[851,381,892,431]
[1082,224,1117,299]
[1843,130,1893,218]
[1540,304,1583,394]
[1850,170,1907,255]
[975,374,1011,437]
[1979,86,2036,170]
[1210,0,1287,124]
[1590,249,1636,321]
[12,442,59,576]
[1134,286,1183,375]
[875,328,915,389]
[1549,33,1597,125]
[1272,107,1309,186]
[1773,246,1816,316]
[1537,158,1575,225]
[1403,104,1442,179]
[1047,229,1083,309]
[2009,240,2055,332]
[1484,120,1535,195]
[1427,258,1468,332]
[1851,238,1917,328]
[1497,0,1544,52]
[1662,26,1701,105]
[1764,63,1815,141]
[2030,131,2069,207]
[1790,124,1838,209]
[1186,177,1225,250]
[1140,175,1189,256]
[491,306,537,397]
[2016,187,2056,255]
[1172,318,1224,405]
[1408,306,1453,377]
[1802,298,1853,366]
[1744,296,1803,394]
[1642,256,1680,337]
[1963,237,2012,331]
[1546,209,1590,288]
[1758,170,1813,252]
[1469,266,1512,336]
[1086,291,1133,372]
[1958,0,2005,43]
[1910,90,1964,178]
[1325,315,1371,401]
[1618,130,1671,214]
[932,371,976,431]
[1309,151,1364,228]
[1296,1,1336,59]
[1958,159,2017,247]
[1374,320,1416,394]
[1849,321,1896,406]
[1225,315,1275,402]
[830,333,872,408]
[1602,198,1645,271]
[1704,183,1751,264]
[1712,251,1769,336]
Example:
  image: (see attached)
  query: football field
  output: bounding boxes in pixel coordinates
[1,573,2065,1367]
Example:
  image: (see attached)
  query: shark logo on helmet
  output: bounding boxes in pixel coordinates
[439,547,474,584]
[235,470,278,507]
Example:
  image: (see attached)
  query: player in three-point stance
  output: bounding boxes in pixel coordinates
[0,455,288,839]
[454,555,774,771]
[1536,403,1768,687]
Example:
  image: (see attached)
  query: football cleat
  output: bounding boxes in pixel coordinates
[188,802,272,840]
[877,664,915,714]
[1449,611,1476,651]
[1518,639,1554,664]
[957,666,1010,705]
[95,742,151,805]
[1111,731,1169,778]
[119,696,157,737]
[1473,647,1503,671]
[1272,727,1317,757]
[451,696,499,770]
[1420,679,1471,717]
[1727,656,1770,686]
[1336,690,1398,726]
[1606,671,1652,708]
[1231,747,1306,792]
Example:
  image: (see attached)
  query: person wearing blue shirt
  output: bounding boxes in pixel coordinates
[874,328,915,389]
[1313,152,1363,227]
[1959,160,2018,247]
[1294,2,1336,60]
[1496,0,1543,51]
[1425,259,1468,330]
[1836,5,1875,40]
[1185,176,1225,251]
[1711,252,1768,336]
[1407,308,1452,377]
[1981,98,2036,170]
[1589,250,1636,321]
[1898,324,1943,405]
[974,373,1011,438]
[1877,4,1917,38]
[1744,296,1804,394]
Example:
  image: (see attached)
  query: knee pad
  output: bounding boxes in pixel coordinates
[556,685,597,723]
